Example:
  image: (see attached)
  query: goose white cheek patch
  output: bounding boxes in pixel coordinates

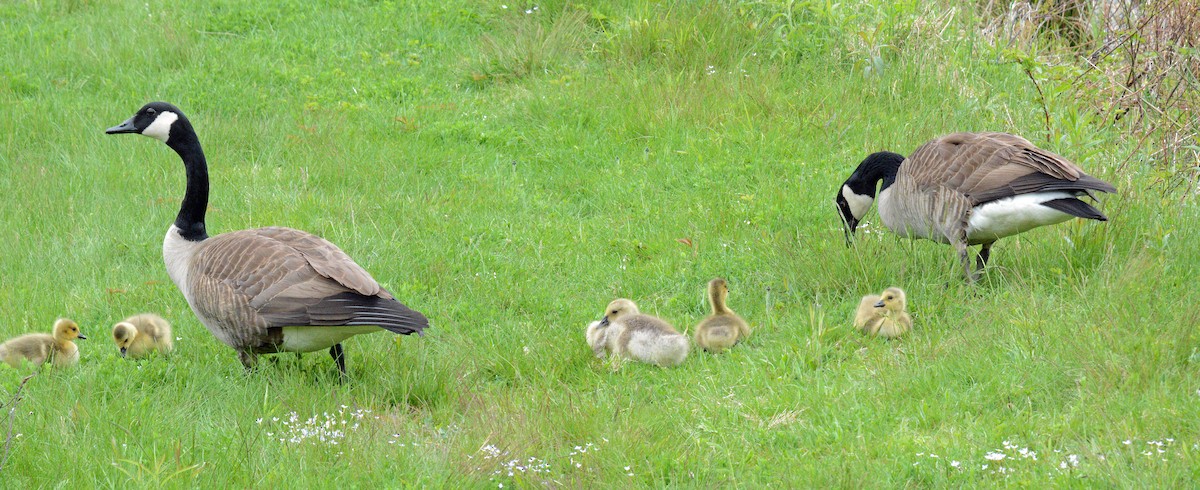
[842,185,873,220]
[142,111,179,143]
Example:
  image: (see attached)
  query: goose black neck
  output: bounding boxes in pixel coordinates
[166,121,209,242]
[850,151,904,196]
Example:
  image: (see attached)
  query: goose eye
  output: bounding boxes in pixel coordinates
[147,108,157,115]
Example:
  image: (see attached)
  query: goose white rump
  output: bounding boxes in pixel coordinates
[966,192,1076,243]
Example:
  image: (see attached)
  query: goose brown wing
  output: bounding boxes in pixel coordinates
[189,227,427,337]
[904,132,1111,204]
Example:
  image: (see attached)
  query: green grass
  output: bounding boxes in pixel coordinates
[2,0,1198,487]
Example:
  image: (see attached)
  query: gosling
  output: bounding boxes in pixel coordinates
[112,313,174,358]
[0,318,87,368]
[694,278,751,353]
[853,287,912,339]
[586,299,688,367]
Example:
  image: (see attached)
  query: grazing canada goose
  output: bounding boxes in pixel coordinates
[586,299,688,367]
[694,278,751,353]
[112,313,174,358]
[835,132,1116,281]
[0,319,87,368]
[106,102,428,374]
[853,287,912,338]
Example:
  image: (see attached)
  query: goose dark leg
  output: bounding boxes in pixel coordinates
[975,242,995,273]
[329,343,346,375]
[238,350,258,372]
[955,240,976,283]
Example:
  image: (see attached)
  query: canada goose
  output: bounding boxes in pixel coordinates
[587,299,688,367]
[694,278,750,353]
[112,313,173,358]
[853,287,912,338]
[0,319,87,368]
[106,102,428,374]
[835,132,1116,281]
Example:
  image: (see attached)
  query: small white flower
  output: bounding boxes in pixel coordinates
[1123,440,1132,445]
[985,452,1006,461]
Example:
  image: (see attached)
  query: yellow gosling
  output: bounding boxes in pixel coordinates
[0,319,87,368]
[694,278,751,353]
[112,313,174,358]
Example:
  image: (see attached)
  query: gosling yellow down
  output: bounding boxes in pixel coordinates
[694,278,751,353]
[853,287,912,339]
[112,313,173,358]
[0,319,88,367]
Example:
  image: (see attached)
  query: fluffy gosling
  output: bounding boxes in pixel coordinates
[694,278,751,353]
[853,287,912,339]
[112,313,174,358]
[586,299,688,367]
[0,319,87,368]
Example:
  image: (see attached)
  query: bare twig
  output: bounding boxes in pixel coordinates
[0,372,37,473]
[1022,65,1053,141]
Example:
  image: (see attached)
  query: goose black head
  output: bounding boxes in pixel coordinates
[106,102,190,144]
[835,151,904,246]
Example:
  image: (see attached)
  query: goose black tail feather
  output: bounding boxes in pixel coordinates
[1041,197,1108,221]
[264,292,429,336]
[973,173,1117,203]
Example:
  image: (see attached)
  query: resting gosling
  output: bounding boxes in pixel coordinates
[112,313,174,358]
[0,319,87,368]
[694,278,751,353]
[853,287,912,338]
[106,102,428,374]
[587,299,688,367]
[835,132,1116,281]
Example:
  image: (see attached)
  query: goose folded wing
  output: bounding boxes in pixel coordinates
[207,228,427,335]
[907,132,1102,205]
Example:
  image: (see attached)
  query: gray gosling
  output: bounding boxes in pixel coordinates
[112,313,174,358]
[853,287,912,339]
[586,299,688,367]
[0,319,87,368]
[694,278,751,353]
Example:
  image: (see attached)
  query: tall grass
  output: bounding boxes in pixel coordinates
[0,0,1198,487]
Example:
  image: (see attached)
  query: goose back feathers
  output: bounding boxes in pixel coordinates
[184,226,427,352]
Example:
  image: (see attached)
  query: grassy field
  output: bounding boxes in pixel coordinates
[2,0,1199,487]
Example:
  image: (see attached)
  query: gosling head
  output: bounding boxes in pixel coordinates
[106,102,192,145]
[112,321,138,357]
[708,278,729,297]
[599,299,639,327]
[835,151,904,246]
[872,287,907,312]
[53,318,86,341]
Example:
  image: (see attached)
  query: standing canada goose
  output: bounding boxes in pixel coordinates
[694,278,751,353]
[835,132,1116,281]
[853,287,912,338]
[586,299,688,367]
[0,319,87,368]
[112,313,174,358]
[106,102,428,374]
